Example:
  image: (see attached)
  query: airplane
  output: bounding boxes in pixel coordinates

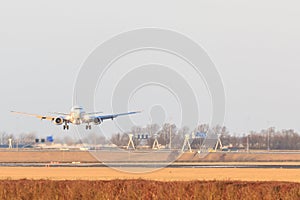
[11,105,141,130]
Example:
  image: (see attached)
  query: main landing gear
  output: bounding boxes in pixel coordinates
[63,125,69,130]
[63,123,69,130]
[86,124,92,130]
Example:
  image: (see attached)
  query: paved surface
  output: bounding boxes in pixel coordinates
[1,162,300,169]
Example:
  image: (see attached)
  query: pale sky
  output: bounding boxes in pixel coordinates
[1,1,300,138]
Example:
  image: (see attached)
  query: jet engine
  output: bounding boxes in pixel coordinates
[93,117,102,125]
[53,117,64,125]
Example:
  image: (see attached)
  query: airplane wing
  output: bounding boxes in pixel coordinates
[49,112,69,115]
[86,112,103,115]
[95,111,141,121]
[10,111,55,121]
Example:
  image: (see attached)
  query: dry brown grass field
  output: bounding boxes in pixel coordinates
[0,167,299,199]
[0,179,299,200]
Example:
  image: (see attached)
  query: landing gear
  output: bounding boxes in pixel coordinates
[85,124,92,130]
[63,123,69,130]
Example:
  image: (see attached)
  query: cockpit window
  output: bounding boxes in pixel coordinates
[72,106,83,110]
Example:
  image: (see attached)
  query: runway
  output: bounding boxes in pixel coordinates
[1,162,300,169]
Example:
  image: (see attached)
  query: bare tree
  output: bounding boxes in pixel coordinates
[0,132,8,145]
[18,132,36,144]
[63,136,75,146]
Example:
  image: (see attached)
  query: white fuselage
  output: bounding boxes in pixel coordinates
[69,106,86,125]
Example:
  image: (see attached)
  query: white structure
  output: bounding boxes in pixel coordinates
[8,138,12,149]
[181,134,192,152]
[152,134,160,149]
[214,134,223,151]
[126,134,135,150]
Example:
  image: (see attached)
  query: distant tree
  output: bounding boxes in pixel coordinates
[146,124,160,137]
[0,132,8,145]
[80,132,106,145]
[194,124,209,133]
[18,132,36,144]
[63,136,75,146]
[110,132,133,147]
[152,123,176,146]
[110,133,122,146]
[53,137,63,144]
[171,126,189,149]
[108,125,300,150]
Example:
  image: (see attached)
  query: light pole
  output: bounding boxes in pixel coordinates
[247,134,249,153]
[169,124,172,149]
[168,117,173,150]
[267,129,270,151]
[266,121,274,152]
